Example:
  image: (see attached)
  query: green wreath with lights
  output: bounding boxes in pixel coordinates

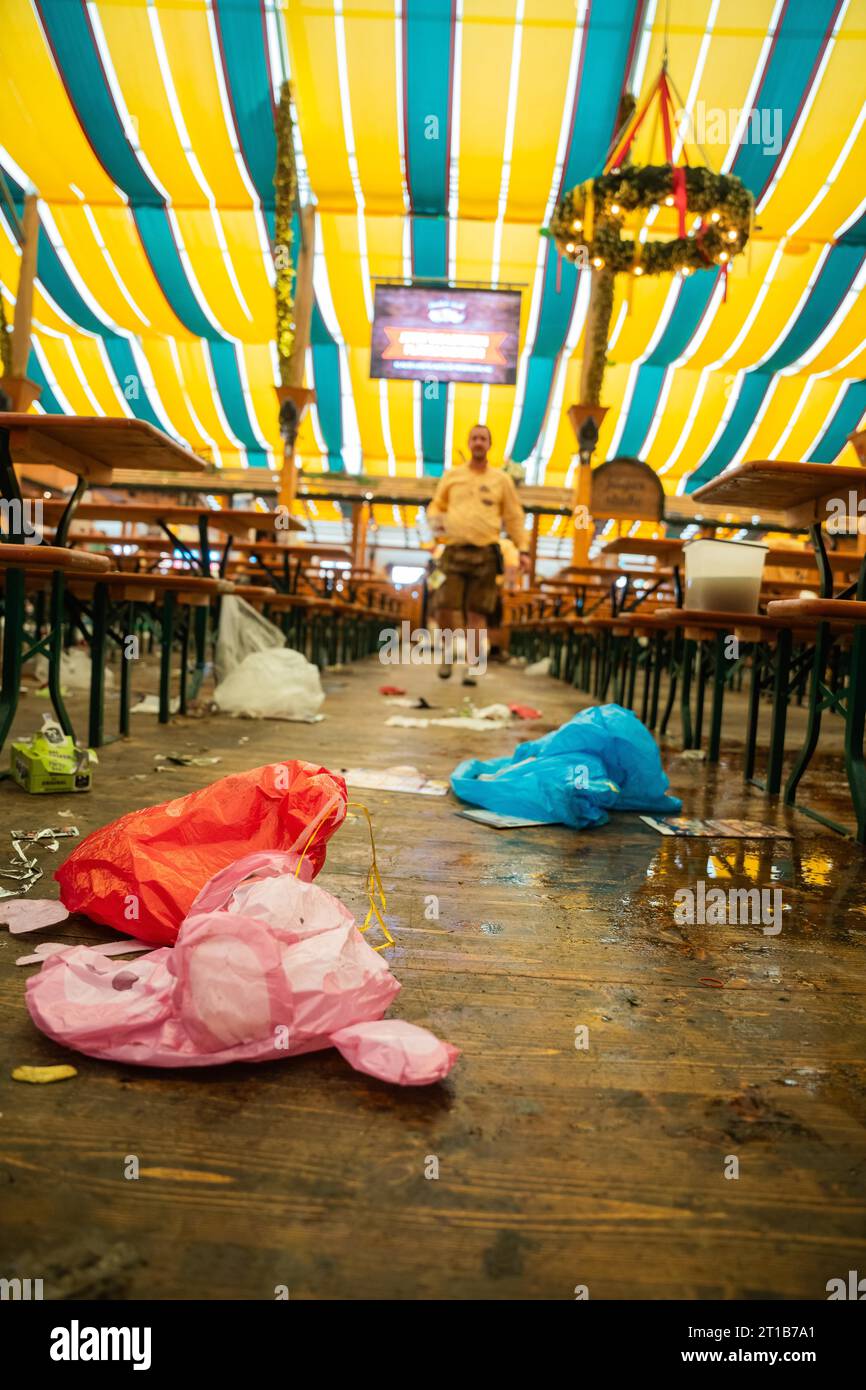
[550,164,753,276]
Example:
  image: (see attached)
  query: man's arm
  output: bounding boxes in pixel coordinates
[500,474,528,551]
[426,474,452,537]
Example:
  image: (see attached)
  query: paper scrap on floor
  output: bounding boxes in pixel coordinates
[641,815,793,839]
[342,765,448,795]
[457,808,548,829]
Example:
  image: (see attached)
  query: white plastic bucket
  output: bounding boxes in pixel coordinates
[683,538,768,614]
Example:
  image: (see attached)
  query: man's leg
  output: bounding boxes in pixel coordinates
[462,609,489,686]
[432,607,463,678]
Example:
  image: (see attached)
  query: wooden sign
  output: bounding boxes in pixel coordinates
[590,456,664,521]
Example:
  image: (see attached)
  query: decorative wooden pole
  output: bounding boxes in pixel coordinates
[1,192,42,411]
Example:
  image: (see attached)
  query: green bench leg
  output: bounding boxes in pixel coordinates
[708,631,729,763]
[679,636,696,748]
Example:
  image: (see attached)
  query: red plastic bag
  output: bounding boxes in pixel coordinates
[55,761,347,946]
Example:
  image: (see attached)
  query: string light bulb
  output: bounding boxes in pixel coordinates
[610,203,621,216]
[710,211,721,223]
[664,195,674,206]
[718,251,730,263]
[572,219,582,231]
[592,256,605,268]
[633,265,644,276]
[727,229,738,241]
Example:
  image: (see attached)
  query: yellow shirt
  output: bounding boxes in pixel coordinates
[427,464,527,551]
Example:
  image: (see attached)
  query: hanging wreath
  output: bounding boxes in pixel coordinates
[550,164,753,277]
[274,81,298,388]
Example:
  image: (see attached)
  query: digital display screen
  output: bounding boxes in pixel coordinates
[370,284,521,385]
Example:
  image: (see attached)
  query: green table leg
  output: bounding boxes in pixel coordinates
[159,590,176,724]
[0,566,25,751]
[48,572,75,738]
[119,600,135,737]
[679,636,696,748]
[843,622,866,843]
[179,609,190,715]
[707,631,729,763]
[785,621,831,809]
[88,580,109,748]
[766,628,792,796]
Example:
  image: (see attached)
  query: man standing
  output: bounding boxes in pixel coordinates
[427,424,530,684]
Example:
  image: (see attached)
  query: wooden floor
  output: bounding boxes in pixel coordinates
[1,653,865,1300]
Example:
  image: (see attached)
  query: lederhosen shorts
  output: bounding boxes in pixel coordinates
[429,544,501,619]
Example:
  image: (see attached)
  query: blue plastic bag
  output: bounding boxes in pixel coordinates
[450,704,682,830]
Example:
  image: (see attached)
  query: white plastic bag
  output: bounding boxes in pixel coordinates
[213,647,325,721]
[33,648,115,691]
[215,595,285,681]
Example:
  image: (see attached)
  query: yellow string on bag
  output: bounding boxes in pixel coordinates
[294,799,393,951]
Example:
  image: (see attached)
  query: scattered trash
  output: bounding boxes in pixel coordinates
[55,762,348,945]
[475,703,512,721]
[0,826,80,898]
[213,647,325,721]
[641,815,792,839]
[16,939,152,967]
[525,656,552,676]
[383,696,434,709]
[132,695,180,715]
[678,748,707,761]
[57,810,75,818]
[154,754,222,770]
[28,850,459,1086]
[509,703,542,720]
[480,922,504,935]
[11,1064,77,1084]
[698,977,726,988]
[0,899,70,934]
[342,766,448,796]
[10,716,96,795]
[238,736,250,746]
[457,808,547,829]
[451,704,682,830]
[386,715,510,732]
[379,684,406,697]
[214,595,285,681]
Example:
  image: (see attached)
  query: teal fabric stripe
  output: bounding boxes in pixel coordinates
[617,365,666,457]
[212,0,277,208]
[627,0,851,479]
[404,2,454,474]
[209,341,266,465]
[404,3,453,216]
[685,375,771,492]
[102,339,172,432]
[36,1,158,204]
[809,380,866,463]
[761,239,865,373]
[132,208,215,339]
[512,0,640,463]
[26,352,62,415]
[311,304,344,471]
[733,0,843,197]
[33,0,266,460]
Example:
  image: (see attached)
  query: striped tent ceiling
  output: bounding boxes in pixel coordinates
[2,0,865,518]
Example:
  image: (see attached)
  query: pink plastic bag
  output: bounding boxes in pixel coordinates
[26,851,459,1086]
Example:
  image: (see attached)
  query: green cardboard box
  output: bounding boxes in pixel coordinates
[10,716,96,794]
